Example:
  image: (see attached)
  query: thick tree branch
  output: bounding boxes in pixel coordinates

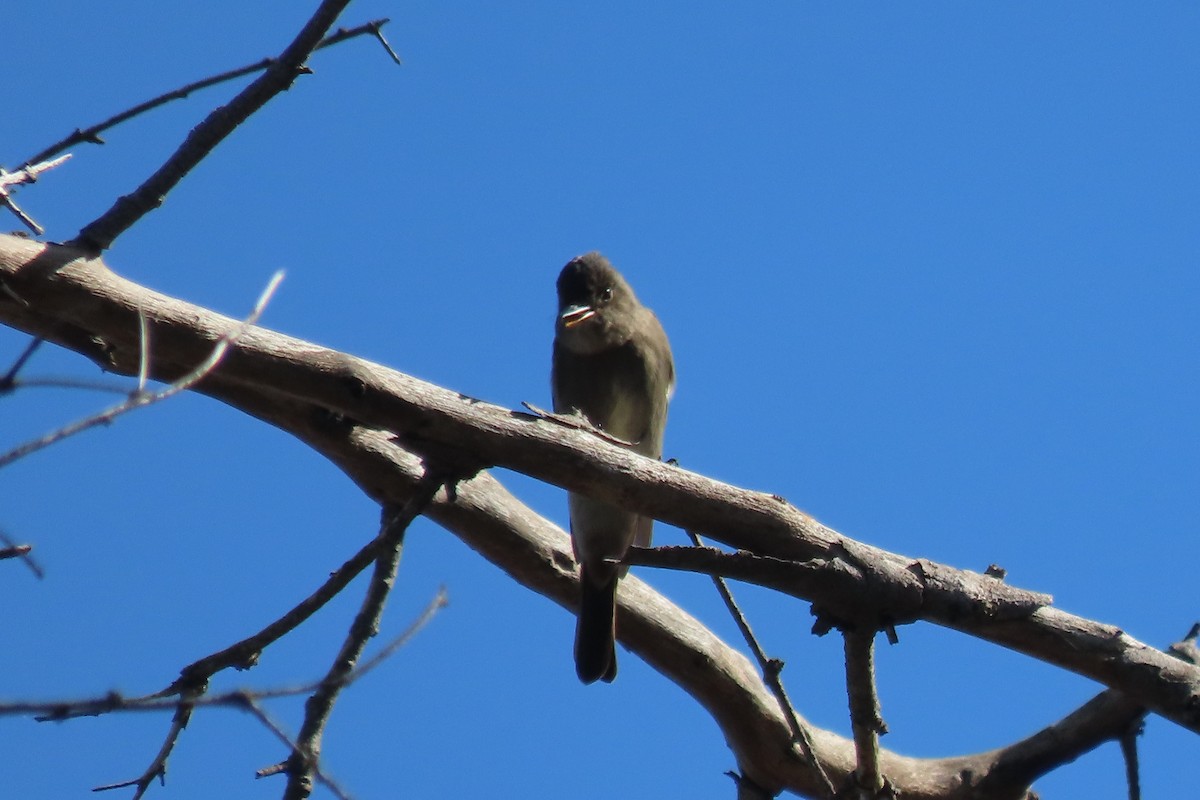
[0,235,1194,798]
[1,236,1194,739]
[625,544,1050,632]
[212,389,1133,800]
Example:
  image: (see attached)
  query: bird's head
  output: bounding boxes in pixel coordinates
[555,252,641,352]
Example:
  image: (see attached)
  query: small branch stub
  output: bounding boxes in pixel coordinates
[0,155,72,235]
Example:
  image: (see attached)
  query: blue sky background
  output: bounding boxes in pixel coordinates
[3,3,1198,798]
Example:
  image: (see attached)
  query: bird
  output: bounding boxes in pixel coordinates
[551,251,674,684]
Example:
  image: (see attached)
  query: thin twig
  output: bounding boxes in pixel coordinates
[360,19,401,65]
[342,585,448,685]
[254,587,446,795]
[0,337,42,392]
[280,471,446,799]
[844,628,886,797]
[93,699,195,798]
[1117,719,1142,800]
[240,696,352,800]
[0,529,43,579]
[0,155,72,189]
[0,200,41,236]
[0,154,72,189]
[136,306,150,392]
[21,21,395,169]
[725,770,775,800]
[3,376,133,395]
[0,543,31,559]
[2,590,449,722]
[684,531,835,798]
[521,401,637,448]
[0,271,283,470]
[163,498,426,698]
[0,156,73,235]
[21,589,446,799]
[71,1,360,252]
[0,277,30,308]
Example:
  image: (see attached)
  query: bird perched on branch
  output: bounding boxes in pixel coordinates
[551,252,674,684]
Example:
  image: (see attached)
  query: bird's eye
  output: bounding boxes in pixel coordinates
[600,287,614,304]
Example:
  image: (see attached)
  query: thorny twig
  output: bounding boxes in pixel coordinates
[683,530,836,798]
[21,21,398,170]
[72,1,373,252]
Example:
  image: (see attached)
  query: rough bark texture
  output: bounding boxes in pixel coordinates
[1,233,1193,798]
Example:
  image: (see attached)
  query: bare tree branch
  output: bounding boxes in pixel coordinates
[280,472,446,799]
[0,542,31,560]
[843,629,886,798]
[1118,720,1143,800]
[0,270,283,470]
[1,591,449,722]
[245,695,353,800]
[93,700,193,798]
[0,155,72,234]
[2,233,1198,797]
[20,21,396,171]
[70,0,356,252]
[194,384,1193,800]
[0,336,41,391]
[687,531,835,798]
[7,589,446,799]
[0,529,42,578]
[1,336,127,394]
[163,507,415,698]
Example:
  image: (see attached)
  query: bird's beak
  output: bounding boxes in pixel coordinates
[561,304,596,328]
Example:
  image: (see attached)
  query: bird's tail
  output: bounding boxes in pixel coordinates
[574,565,618,684]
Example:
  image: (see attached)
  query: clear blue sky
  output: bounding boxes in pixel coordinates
[3,3,1198,798]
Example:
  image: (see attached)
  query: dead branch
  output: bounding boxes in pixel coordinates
[20,20,396,171]
[0,336,41,390]
[279,473,445,799]
[0,529,42,578]
[2,234,1197,798]
[5,589,446,799]
[170,366,1197,800]
[2,591,448,723]
[687,530,835,798]
[0,155,72,234]
[843,629,886,797]
[2,235,1195,740]
[0,270,282,470]
[70,0,356,253]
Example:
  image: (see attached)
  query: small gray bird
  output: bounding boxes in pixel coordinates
[551,252,674,684]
